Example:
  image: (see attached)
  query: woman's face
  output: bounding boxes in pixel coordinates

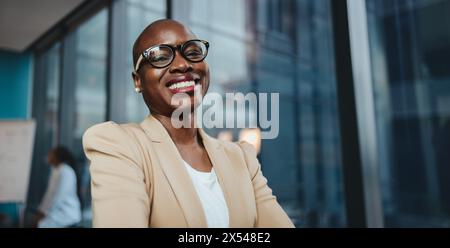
[47,151,58,167]
[133,22,210,117]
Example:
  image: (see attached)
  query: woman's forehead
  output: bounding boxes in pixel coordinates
[140,25,197,48]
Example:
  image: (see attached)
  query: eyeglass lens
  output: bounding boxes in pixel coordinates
[145,40,208,68]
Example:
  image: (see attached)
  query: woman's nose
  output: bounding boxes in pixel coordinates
[169,51,192,73]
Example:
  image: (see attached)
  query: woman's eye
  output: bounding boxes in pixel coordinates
[152,56,169,62]
[185,50,202,57]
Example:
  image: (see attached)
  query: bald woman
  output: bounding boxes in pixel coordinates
[83,19,294,228]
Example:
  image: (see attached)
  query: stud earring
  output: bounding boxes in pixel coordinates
[135,87,142,93]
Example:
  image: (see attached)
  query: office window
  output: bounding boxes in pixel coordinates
[57,8,108,226]
[109,0,166,123]
[267,0,294,35]
[125,0,166,122]
[172,0,346,227]
[295,0,345,227]
[366,0,450,227]
[73,10,108,139]
[26,43,61,226]
[42,44,61,148]
[75,8,108,222]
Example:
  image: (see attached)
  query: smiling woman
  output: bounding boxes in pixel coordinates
[82,19,294,228]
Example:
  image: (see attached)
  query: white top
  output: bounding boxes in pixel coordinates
[183,160,229,228]
[38,163,82,228]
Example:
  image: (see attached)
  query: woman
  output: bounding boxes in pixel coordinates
[83,19,294,228]
[36,146,81,228]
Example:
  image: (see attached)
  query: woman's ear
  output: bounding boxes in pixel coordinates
[132,71,143,93]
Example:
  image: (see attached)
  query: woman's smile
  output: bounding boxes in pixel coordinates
[165,73,201,94]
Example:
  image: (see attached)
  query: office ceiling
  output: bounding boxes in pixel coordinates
[0,0,84,52]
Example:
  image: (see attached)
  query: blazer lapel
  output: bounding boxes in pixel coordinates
[140,115,207,227]
[140,115,249,227]
[198,129,249,227]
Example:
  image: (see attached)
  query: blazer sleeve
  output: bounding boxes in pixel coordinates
[82,122,150,227]
[237,141,295,228]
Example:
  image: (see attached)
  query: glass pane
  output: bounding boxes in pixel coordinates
[127,0,166,13]
[72,9,108,226]
[366,0,450,227]
[45,44,61,146]
[25,43,61,227]
[124,0,166,122]
[74,9,108,138]
[173,0,346,227]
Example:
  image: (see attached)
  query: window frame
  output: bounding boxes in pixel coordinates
[28,0,382,228]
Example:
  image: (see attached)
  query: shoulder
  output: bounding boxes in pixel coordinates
[220,139,257,158]
[83,121,141,144]
[235,141,258,158]
[82,121,144,163]
[210,137,257,159]
[234,141,260,177]
[83,121,148,147]
[83,121,119,144]
[215,138,260,175]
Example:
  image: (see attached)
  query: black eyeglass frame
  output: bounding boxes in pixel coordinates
[134,39,209,72]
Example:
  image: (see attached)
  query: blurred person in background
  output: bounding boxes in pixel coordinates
[34,146,81,228]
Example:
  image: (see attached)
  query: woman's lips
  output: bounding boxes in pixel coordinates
[167,80,196,94]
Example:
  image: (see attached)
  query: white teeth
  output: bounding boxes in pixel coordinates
[168,80,195,90]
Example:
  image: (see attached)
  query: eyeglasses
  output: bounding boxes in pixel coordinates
[134,39,209,72]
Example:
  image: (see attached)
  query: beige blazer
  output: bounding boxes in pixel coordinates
[82,115,294,228]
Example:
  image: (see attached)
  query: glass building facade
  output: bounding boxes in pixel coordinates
[366,0,450,227]
[22,0,450,228]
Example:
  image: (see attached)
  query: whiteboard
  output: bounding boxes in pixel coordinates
[0,120,36,202]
